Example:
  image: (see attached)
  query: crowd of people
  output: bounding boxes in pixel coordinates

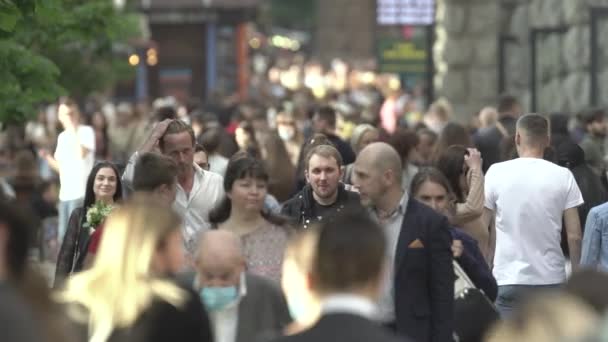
[3,87,608,342]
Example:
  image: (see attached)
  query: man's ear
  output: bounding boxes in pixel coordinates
[305,271,315,291]
[304,170,310,184]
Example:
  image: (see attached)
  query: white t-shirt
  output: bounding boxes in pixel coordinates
[54,125,96,201]
[485,158,583,286]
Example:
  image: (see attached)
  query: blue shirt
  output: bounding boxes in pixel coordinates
[581,202,608,271]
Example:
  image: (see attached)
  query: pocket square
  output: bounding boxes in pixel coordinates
[408,239,425,249]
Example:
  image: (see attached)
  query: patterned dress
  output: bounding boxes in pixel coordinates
[240,224,290,284]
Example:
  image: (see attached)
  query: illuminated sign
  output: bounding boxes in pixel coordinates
[377,0,435,25]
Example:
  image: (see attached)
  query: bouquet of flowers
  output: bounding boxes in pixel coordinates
[84,201,114,231]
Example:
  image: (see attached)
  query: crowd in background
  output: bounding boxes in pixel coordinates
[3,72,608,342]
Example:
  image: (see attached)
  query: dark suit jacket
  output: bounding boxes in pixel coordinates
[178,272,292,342]
[395,199,454,342]
[270,313,407,342]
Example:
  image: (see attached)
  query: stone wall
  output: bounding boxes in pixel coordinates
[433,0,500,122]
[500,0,608,114]
[435,0,608,120]
[315,0,375,65]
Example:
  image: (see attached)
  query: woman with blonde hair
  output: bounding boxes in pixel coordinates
[59,196,212,342]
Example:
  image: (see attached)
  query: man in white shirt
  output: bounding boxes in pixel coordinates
[123,119,224,258]
[41,101,95,242]
[483,113,584,317]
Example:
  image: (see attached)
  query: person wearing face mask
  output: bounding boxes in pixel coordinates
[186,230,291,342]
[276,112,303,167]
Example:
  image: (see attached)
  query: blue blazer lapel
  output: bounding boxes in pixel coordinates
[394,199,420,277]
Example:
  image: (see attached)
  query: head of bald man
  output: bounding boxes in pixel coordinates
[353,142,403,207]
[195,230,246,288]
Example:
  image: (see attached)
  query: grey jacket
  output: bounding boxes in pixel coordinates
[178,272,292,342]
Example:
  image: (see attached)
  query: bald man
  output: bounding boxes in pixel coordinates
[353,142,454,342]
[183,230,291,342]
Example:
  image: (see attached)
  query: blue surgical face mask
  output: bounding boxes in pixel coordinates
[200,286,238,312]
[287,295,309,322]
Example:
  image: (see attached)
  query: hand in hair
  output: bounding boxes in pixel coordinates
[140,119,173,153]
[464,148,482,170]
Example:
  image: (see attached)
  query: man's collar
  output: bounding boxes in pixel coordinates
[321,294,377,320]
[372,191,408,220]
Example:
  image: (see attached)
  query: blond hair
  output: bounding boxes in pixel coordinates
[58,196,187,342]
[486,293,598,342]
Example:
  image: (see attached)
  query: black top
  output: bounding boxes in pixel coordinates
[55,207,89,287]
[281,183,362,229]
[270,313,408,342]
[473,117,517,172]
[70,286,213,342]
[0,283,43,342]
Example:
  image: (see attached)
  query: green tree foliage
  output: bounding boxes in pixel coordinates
[0,0,141,125]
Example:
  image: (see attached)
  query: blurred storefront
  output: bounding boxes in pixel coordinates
[122,0,259,103]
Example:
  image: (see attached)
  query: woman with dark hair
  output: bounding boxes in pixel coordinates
[409,167,497,301]
[209,155,291,283]
[235,120,261,159]
[89,111,110,161]
[54,161,122,286]
[436,145,490,261]
[432,122,473,162]
[388,128,420,189]
[261,131,296,202]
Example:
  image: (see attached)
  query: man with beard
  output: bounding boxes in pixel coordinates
[579,107,607,177]
[282,144,361,229]
[123,119,224,258]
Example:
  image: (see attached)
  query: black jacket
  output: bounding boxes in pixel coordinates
[281,183,362,229]
[395,199,454,342]
[270,313,407,342]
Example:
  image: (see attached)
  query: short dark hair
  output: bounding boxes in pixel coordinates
[133,152,178,192]
[195,144,206,154]
[497,94,520,114]
[389,128,420,165]
[155,106,177,122]
[159,120,196,151]
[516,113,549,145]
[313,208,386,294]
[314,106,337,127]
[305,144,343,170]
[199,127,222,154]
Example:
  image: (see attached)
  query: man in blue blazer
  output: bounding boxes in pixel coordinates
[353,143,454,342]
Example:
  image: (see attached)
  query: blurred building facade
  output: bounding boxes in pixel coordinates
[135,0,258,102]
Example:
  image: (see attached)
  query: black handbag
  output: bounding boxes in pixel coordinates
[453,262,500,342]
